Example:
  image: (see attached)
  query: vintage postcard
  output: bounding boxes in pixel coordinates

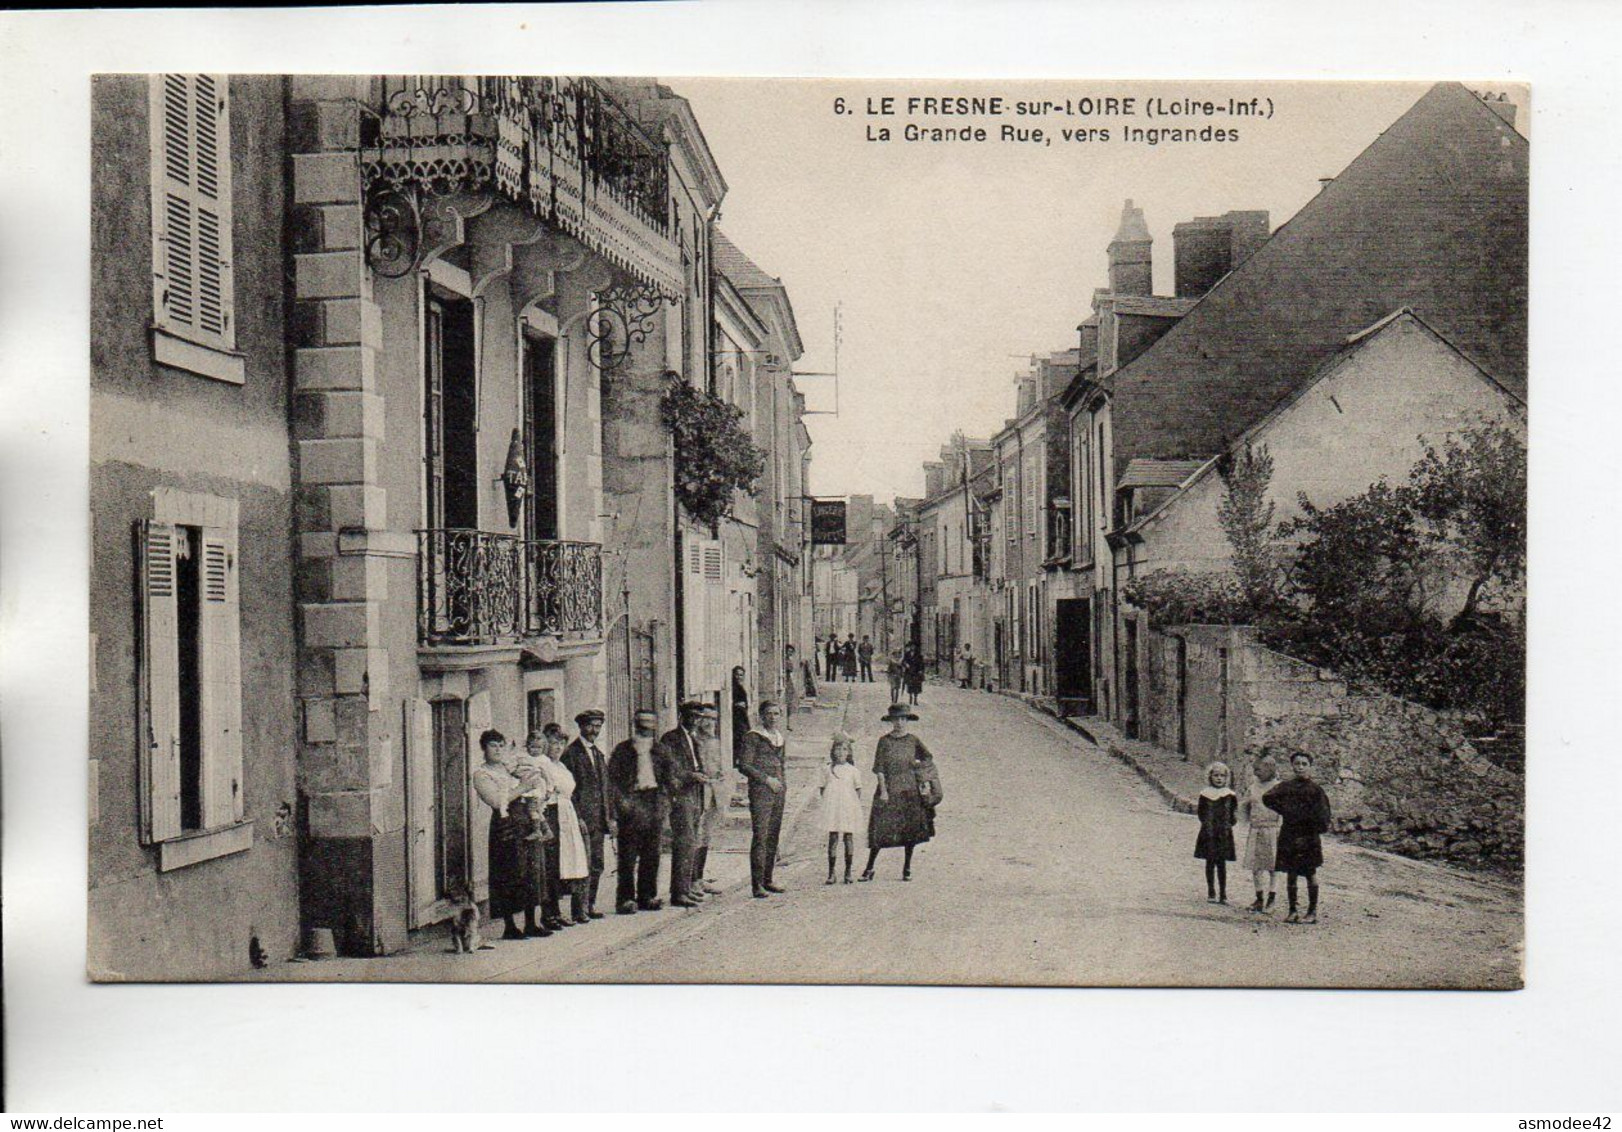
[88,76,1525,987]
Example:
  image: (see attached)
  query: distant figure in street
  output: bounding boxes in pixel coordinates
[731,665,751,764]
[1194,761,1238,904]
[825,636,840,684]
[820,731,865,884]
[738,701,789,898]
[1264,751,1334,924]
[561,709,612,921]
[858,636,875,682]
[607,709,673,914]
[660,702,716,908]
[1242,752,1282,913]
[841,635,859,682]
[902,643,924,705]
[886,650,905,703]
[957,643,974,689]
[860,703,934,882]
[783,645,800,730]
[813,635,824,678]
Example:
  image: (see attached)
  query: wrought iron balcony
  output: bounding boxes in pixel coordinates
[418,529,603,647]
[360,76,680,292]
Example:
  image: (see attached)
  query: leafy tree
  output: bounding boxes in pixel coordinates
[1408,423,1526,626]
[1216,443,1279,612]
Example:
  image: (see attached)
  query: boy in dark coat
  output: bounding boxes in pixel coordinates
[1263,751,1334,924]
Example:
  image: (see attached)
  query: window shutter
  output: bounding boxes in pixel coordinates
[683,538,709,696]
[702,542,726,689]
[199,527,243,827]
[151,74,234,349]
[139,521,184,842]
[404,698,437,927]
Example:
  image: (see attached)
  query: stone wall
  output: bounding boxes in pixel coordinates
[1148,625,1523,875]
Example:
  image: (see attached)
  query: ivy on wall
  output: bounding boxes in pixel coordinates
[660,373,766,528]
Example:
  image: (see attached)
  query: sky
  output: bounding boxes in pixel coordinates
[674,79,1528,504]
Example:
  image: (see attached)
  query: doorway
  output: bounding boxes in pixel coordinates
[1054,597,1091,713]
[430,698,470,901]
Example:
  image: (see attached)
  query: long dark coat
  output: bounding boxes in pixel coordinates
[903,652,924,695]
[868,733,933,849]
[1263,777,1333,872]
[1194,791,1238,862]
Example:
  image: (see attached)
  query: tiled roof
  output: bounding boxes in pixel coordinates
[1118,458,1207,490]
[1111,83,1527,472]
[713,229,781,291]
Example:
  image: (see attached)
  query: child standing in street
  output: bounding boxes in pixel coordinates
[1264,751,1334,924]
[1195,761,1238,903]
[1242,751,1282,912]
[820,732,865,884]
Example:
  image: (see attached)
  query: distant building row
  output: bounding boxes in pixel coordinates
[894,84,1526,742]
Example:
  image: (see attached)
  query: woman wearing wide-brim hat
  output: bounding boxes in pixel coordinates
[859,703,936,881]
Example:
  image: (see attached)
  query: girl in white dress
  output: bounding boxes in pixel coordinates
[820,732,866,885]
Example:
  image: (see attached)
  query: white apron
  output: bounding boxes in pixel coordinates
[543,759,590,881]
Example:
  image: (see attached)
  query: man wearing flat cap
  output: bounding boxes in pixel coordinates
[562,708,611,920]
[660,701,718,908]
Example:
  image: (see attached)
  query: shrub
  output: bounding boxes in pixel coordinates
[660,374,766,528]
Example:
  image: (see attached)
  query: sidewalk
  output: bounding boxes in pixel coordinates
[242,684,858,982]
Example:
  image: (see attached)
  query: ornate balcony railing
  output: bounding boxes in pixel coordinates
[418,529,603,647]
[360,76,681,292]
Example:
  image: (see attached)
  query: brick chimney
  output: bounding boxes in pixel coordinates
[923,462,946,499]
[1107,199,1153,296]
[1477,91,1518,128]
[1172,209,1270,298]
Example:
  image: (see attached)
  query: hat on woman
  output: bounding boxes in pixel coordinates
[881,703,919,722]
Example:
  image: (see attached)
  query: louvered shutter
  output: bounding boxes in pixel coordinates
[151,74,235,348]
[466,691,493,903]
[199,527,243,827]
[139,521,183,842]
[683,538,709,697]
[702,542,726,689]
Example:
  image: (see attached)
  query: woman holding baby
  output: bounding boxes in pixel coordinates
[470,729,549,941]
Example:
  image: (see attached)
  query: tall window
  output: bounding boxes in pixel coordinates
[150,75,240,383]
[522,332,559,541]
[424,291,478,532]
[140,501,243,853]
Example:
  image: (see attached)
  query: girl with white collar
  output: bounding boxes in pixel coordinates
[1194,761,1238,904]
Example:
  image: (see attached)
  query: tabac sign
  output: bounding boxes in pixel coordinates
[810,499,847,545]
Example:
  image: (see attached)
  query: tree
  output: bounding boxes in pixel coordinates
[1216,443,1279,612]
[1408,422,1526,626]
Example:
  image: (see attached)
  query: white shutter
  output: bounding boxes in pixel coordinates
[465,691,493,904]
[683,538,709,697]
[139,521,183,842]
[703,542,726,689]
[199,526,243,827]
[404,698,437,927]
[151,74,234,349]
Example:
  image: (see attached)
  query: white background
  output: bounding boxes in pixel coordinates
[1,1,1618,1114]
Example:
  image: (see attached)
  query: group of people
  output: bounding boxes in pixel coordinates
[818,633,876,683]
[1193,748,1334,924]
[469,683,949,943]
[886,642,926,706]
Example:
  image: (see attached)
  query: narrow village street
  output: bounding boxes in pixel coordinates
[256,677,1522,988]
[561,682,1520,989]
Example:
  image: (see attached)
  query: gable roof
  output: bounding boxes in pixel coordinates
[1110,82,1526,473]
[1118,459,1208,491]
[1124,306,1525,537]
[713,229,782,291]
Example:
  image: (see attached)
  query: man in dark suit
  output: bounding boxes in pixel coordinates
[561,708,611,921]
[660,701,716,908]
[606,708,673,913]
[737,700,788,898]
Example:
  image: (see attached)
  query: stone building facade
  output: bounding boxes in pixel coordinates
[89,73,812,975]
